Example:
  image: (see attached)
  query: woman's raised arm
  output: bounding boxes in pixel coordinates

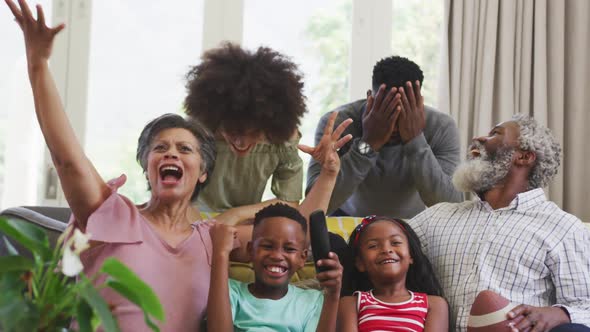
[6,0,110,227]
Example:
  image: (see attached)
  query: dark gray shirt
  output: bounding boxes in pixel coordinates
[306,99,462,218]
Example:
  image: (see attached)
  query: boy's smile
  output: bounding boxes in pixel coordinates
[264,264,288,276]
[248,217,308,299]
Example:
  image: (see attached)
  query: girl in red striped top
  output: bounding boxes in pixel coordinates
[338,216,449,332]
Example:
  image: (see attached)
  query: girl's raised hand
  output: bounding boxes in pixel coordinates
[6,0,65,67]
[299,112,353,175]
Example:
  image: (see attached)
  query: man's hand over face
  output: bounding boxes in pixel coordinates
[398,81,426,143]
[361,84,402,151]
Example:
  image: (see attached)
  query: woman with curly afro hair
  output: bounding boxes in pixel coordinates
[184,42,307,223]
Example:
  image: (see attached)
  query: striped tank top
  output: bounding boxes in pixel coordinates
[355,290,429,332]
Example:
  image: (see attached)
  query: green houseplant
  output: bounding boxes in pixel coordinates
[0,216,165,332]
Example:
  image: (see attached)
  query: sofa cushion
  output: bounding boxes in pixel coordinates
[0,206,69,257]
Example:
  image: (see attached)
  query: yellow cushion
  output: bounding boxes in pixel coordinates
[325,216,363,241]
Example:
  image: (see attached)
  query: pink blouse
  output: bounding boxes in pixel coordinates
[71,176,216,331]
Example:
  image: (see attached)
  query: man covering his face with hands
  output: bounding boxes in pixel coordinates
[307,56,462,219]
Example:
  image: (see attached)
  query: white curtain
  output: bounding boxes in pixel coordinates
[439,0,590,222]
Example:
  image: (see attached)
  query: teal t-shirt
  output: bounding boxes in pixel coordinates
[228,278,324,332]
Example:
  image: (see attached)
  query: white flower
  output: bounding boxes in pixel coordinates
[71,229,91,254]
[60,228,92,277]
[62,246,84,277]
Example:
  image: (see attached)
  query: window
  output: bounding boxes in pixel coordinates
[0,0,445,209]
[85,0,204,203]
[243,0,352,198]
[391,0,444,107]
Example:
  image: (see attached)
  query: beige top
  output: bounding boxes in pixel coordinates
[197,134,303,212]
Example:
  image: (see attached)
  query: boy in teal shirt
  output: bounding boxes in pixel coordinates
[207,203,343,331]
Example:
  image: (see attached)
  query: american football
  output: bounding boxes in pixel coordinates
[467,290,517,332]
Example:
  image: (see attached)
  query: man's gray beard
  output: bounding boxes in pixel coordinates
[452,146,515,194]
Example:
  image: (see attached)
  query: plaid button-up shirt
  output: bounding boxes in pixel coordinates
[408,188,590,330]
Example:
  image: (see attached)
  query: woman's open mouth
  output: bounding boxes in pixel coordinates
[159,165,183,184]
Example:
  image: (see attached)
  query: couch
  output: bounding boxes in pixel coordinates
[5,206,587,284]
[0,206,363,284]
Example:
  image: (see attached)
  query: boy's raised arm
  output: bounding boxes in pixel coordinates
[206,223,237,331]
[298,112,352,234]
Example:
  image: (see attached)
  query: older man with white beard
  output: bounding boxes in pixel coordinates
[407,114,590,332]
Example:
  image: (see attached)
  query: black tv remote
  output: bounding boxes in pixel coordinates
[309,210,331,273]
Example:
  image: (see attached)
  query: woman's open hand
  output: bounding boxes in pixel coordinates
[6,0,65,68]
[299,112,352,175]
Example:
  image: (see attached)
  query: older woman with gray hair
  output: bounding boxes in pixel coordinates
[5,0,352,330]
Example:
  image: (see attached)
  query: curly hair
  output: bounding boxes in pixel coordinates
[253,203,307,235]
[184,42,307,144]
[372,56,424,91]
[136,113,216,201]
[345,217,443,297]
[511,114,562,189]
